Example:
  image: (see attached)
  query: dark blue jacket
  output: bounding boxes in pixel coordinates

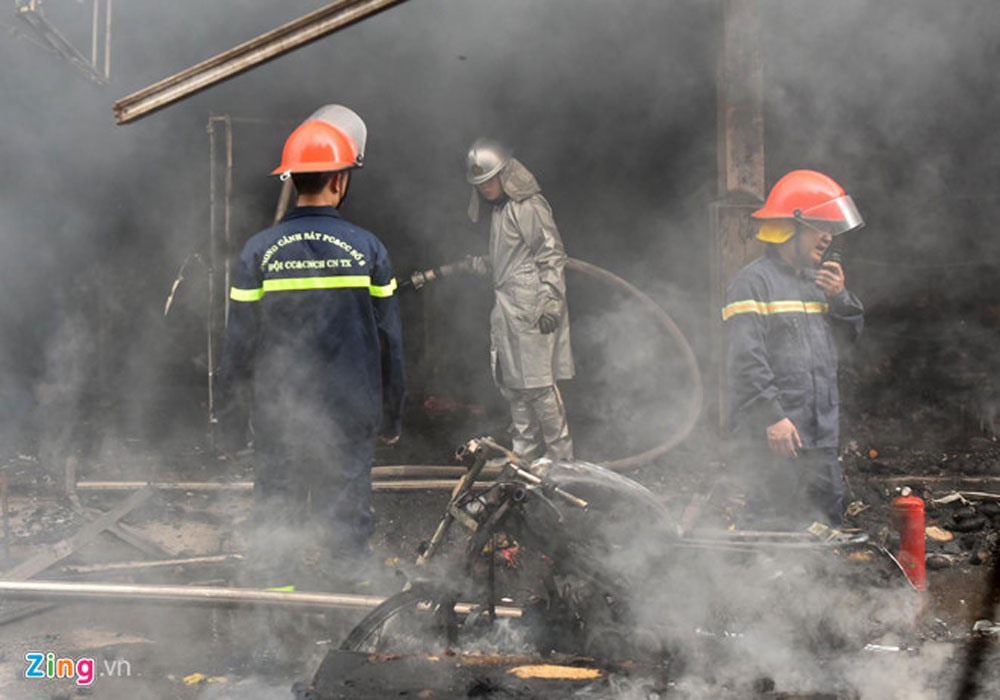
[722,250,863,449]
[216,206,406,448]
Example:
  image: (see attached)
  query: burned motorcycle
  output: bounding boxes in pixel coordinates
[303,438,923,700]
[338,436,680,661]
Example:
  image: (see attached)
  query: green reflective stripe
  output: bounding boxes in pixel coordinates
[230,286,264,302]
[262,275,372,293]
[370,278,398,298]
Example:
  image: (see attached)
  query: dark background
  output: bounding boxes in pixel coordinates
[2,0,999,472]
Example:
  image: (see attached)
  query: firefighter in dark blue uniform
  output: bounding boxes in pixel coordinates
[723,170,864,528]
[216,114,406,585]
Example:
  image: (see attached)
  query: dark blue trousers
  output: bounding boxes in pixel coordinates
[740,445,845,529]
[253,438,375,557]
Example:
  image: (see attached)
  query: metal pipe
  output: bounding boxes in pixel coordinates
[0,579,382,611]
[207,117,219,433]
[374,466,481,479]
[72,464,497,486]
[104,0,112,81]
[91,0,99,68]
[223,116,233,330]
[113,0,409,124]
[686,528,815,540]
[0,580,521,618]
[74,478,494,493]
[1,468,9,563]
[62,554,243,575]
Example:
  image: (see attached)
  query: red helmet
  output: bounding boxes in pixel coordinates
[271,120,361,179]
[752,170,863,240]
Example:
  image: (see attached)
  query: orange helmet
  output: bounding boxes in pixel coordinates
[306,104,367,161]
[271,120,361,179]
[752,169,864,243]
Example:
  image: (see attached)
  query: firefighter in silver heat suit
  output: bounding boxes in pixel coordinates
[466,138,575,461]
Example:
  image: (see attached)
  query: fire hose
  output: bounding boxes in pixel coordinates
[404,257,704,471]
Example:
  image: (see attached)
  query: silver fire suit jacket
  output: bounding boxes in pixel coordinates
[479,158,575,390]
[722,249,863,449]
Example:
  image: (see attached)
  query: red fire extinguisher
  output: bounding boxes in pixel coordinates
[891,487,926,591]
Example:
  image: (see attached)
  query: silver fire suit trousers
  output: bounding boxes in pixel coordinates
[499,384,573,461]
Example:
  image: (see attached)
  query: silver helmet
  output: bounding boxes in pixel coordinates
[466,137,510,185]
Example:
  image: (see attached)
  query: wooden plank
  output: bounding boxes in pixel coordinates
[2,486,154,581]
[103,522,174,559]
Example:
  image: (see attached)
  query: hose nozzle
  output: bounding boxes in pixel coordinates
[404,268,439,290]
[403,257,480,290]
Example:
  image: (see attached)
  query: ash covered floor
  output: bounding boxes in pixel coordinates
[0,404,998,699]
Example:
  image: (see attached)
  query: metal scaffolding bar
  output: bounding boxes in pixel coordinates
[113,0,409,124]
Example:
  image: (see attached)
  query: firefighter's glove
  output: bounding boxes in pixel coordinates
[537,312,559,334]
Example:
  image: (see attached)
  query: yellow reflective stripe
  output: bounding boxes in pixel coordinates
[263,275,372,293]
[768,301,808,314]
[370,277,398,298]
[722,299,829,321]
[230,275,398,301]
[230,286,264,302]
[721,300,766,320]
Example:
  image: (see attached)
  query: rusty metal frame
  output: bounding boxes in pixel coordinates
[113,0,409,125]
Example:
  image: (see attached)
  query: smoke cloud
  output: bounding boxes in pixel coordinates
[1,1,998,696]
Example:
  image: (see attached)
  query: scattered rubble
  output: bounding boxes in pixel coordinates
[0,402,998,697]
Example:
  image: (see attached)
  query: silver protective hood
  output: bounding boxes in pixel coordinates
[468,158,541,222]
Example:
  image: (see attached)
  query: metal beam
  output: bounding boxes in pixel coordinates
[113,0,409,125]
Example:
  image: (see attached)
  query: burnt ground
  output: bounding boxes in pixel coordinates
[0,378,998,699]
